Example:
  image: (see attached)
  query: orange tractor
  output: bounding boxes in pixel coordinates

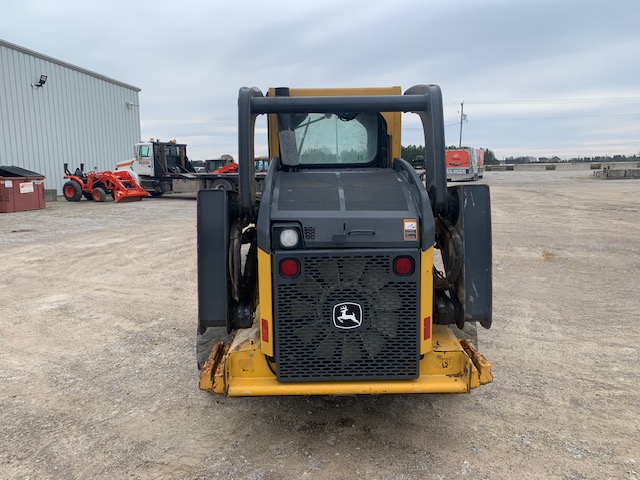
[63,163,148,203]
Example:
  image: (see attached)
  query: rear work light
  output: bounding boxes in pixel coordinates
[279,228,300,248]
[279,258,300,278]
[393,256,414,275]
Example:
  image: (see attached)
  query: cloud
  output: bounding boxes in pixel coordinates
[2,0,640,159]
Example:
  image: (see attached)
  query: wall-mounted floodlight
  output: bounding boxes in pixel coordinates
[31,75,47,89]
[126,101,139,110]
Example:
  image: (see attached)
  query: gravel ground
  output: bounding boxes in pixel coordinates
[1,171,639,479]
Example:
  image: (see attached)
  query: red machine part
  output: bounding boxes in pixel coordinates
[63,166,148,203]
[211,163,239,174]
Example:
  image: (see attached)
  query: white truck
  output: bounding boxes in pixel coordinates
[116,140,244,196]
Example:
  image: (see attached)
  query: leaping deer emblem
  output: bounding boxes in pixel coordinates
[335,304,362,328]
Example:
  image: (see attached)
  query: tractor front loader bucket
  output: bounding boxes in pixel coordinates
[113,189,147,202]
[108,171,148,203]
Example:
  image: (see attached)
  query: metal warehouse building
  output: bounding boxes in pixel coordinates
[0,39,141,194]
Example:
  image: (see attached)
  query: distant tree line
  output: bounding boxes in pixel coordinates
[506,156,546,165]
[505,154,640,164]
[401,145,425,163]
[565,154,639,163]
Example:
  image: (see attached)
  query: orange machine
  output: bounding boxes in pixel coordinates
[211,163,239,174]
[63,163,148,203]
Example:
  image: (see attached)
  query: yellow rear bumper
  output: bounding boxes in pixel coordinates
[199,324,492,397]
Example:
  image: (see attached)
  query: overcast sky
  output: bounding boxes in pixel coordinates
[3,0,640,160]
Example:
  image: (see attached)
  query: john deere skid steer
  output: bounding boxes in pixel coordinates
[197,85,492,396]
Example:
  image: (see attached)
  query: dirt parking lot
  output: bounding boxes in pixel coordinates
[1,170,639,479]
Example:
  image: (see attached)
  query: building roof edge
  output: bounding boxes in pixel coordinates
[0,38,141,92]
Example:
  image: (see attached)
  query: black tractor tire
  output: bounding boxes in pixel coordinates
[451,322,478,349]
[197,327,218,370]
[92,187,107,202]
[149,191,164,198]
[63,181,83,202]
[83,192,93,201]
[212,179,234,191]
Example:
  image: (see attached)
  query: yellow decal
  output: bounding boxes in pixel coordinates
[257,248,274,357]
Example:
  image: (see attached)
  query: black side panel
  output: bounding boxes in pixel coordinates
[153,144,166,174]
[392,158,436,249]
[197,190,229,329]
[256,156,280,253]
[450,184,492,328]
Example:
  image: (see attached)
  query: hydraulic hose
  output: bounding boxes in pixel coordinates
[434,216,463,291]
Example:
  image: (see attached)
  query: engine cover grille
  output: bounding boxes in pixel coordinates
[274,251,420,382]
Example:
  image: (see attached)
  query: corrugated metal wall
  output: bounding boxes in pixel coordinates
[0,39,141,193]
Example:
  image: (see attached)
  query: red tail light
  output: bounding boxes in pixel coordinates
[279,258,300,278]
[423,316,431,340]
[393,256,414,275]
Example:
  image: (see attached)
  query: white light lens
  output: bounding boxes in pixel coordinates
[280,228,299,248]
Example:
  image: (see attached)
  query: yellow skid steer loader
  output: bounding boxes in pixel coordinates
[197,85,492,396]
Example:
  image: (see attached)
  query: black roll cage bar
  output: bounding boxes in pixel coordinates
[237,84,447,219]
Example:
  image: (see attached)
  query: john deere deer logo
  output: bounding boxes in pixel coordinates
[332,302,363,330]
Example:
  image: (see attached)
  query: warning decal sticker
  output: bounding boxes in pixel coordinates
[404,218,418,241]
[19,182,34,194]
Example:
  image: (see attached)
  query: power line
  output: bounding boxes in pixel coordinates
[403,121,460,131]
[449,97,640,105]
[448,112,640,122]
[402,112,640,131]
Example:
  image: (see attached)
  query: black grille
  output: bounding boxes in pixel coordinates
[274,253,419,382]
[277,173,340,211]
[344,186,408,211]
[342,172,408,211]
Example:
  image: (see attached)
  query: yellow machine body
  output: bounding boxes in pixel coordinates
[200,323,491,396]
[198,85,492,396]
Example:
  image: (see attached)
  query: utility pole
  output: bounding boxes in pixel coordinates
[458,101,465,148]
